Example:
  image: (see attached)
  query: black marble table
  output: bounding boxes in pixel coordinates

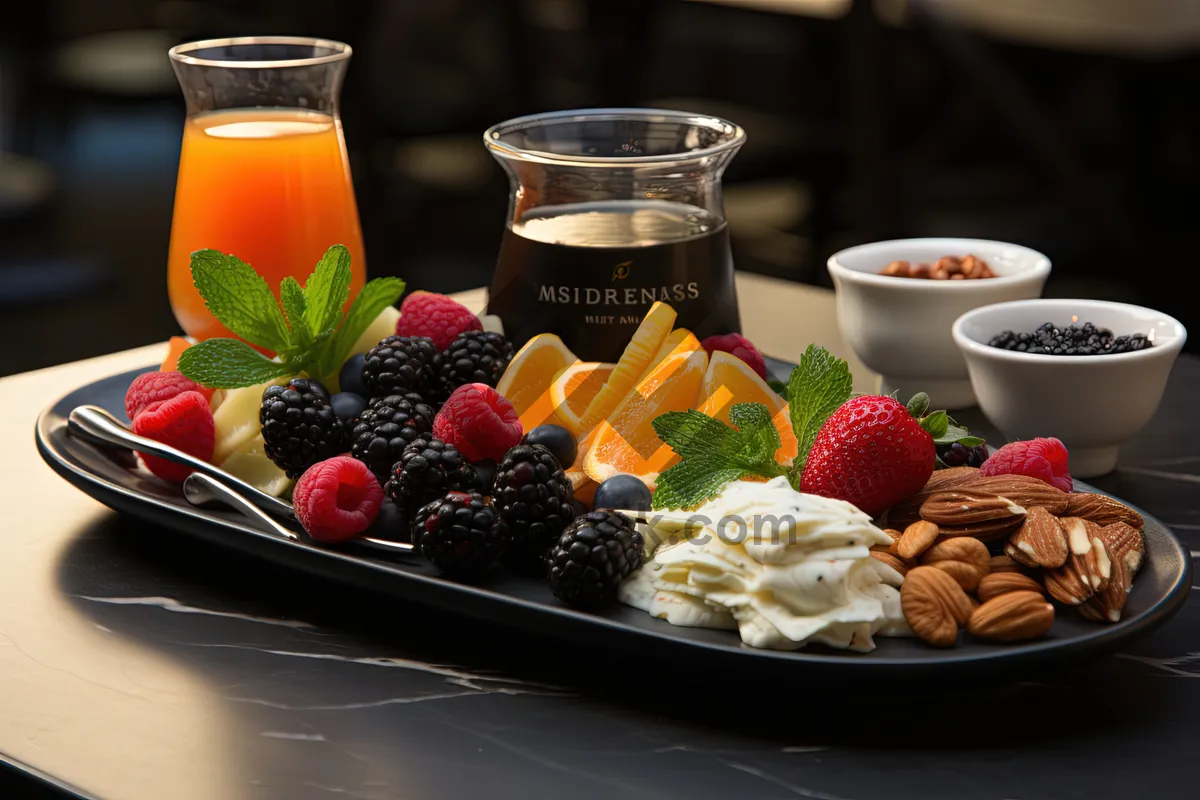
[3,338,1199,800]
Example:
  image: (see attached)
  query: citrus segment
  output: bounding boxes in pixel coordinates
[549,362,616,437]
[160,336,193,372]
[645,328,698,375]
[583,346,707,487]
[578,302,677,433]
[495,334,576,432]
[698,351,798,465]
[566,470,598,506]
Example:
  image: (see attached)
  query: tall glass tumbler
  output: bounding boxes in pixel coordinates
[167,37,366,343]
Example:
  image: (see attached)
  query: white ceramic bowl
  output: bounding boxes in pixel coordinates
[828,238,1051,409]
[953,299,1187,478]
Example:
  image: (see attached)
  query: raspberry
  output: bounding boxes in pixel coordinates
[125,370,214,419]
[293,456,384,543]
[433,383,523,462]
[131,390,215,483]
[396,292,483,351]
[980,437,1073,493]
[700,333,767,379]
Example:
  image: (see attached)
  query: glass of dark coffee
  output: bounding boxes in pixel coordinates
[484,109,745,362]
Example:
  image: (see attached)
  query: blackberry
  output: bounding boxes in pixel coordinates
[362,335,438,398]
[547,511,643,608]
[988,321,1153,356]
[492,444,575,572]
[432,330,514,403]
[413,491,507,577]
[937,441,990,469]
[259,378,348,479]
[349,393,436,483]
[388,436,479,513]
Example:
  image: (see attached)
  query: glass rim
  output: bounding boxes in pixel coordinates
[483,108,746,166]
[168,36,352,69]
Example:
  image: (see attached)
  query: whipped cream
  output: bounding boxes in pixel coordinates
[619,477,910,651]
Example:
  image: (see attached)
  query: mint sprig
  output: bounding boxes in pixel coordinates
[177,245,406,389]
[651,404,786,510]
[786,344,853,475]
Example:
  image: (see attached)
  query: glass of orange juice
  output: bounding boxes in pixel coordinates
[167,37,366,344]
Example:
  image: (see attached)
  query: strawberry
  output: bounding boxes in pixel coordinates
[799,395,937,516]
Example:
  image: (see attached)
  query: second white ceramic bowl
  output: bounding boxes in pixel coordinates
[953,299,1187,477]
[828,238,1051,409]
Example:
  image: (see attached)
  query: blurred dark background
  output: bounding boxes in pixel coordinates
[1,0,1198,376]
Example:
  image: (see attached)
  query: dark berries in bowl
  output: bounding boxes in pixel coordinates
[988,322,1153,356]
[522,424,577,470]
[592,474,652,513]
[937,441,989,469]
[547,511,643,608]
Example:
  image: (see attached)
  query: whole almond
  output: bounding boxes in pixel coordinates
[884,467,983,528]
[989,554,1025,574]
[901,566,974,647]
[920,490,1026,526]
[1065,493,1144,530]
[977,572,1045,602]
[1006,506,1069,568]
[1080,554,1130,624]
[1097,521,1145,576]
[869,550,910,577]
[1044,518,1113,605]
[920,537,990,592]
[965,475,1070,515]
[936,517,1023,542]
[968,591,1055,642]
[898,520,940,560]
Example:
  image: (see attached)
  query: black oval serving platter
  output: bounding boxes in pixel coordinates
[35,363,1192,681]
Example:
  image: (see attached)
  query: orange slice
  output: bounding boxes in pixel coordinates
[565,470,598,507]
[578,301,677,433]
[584,345,707,487]
[549,361,616,437]
[496,334,576,432]
[645,328,700,375]
[699,351,798,465]
[160,336,193,372]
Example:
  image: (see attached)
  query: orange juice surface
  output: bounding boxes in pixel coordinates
[167,108,366,343]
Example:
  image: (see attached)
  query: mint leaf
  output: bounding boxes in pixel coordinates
[303,245,352,336]
[279,277,310,342]
[651,406,785,510]
[177,338,295,389]
[935,423,985,447]
[317,276,405,377]
[920,410,949,439]
[190,250,291,352]
[786,344,853,473]
[906,392,930,418]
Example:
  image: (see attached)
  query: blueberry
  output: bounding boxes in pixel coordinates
[330,392,367,424]
[523,424,577,469]
[339,353,368,398]
[593,474,652,513]
[473,458,497,494]
[365,497,409,543]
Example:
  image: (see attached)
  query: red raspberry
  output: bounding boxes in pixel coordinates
[980,437,1073,492]
[293,456,384,543]
[700,333,767,379]
[131,390,215,483]
[396,292,483,351]
[125,370,214,419]
[434,383,523,462]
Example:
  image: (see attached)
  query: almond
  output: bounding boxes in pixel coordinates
[1043,518,1113,606]
[900,566,974,647]
[920,490,1027,526]
[1096,521,1145,576]
[1005,506,1069,568]
[977,571,1044,602]
[1065,493,1144,530]
[967,591,1055,642]
[1079,553,1130,624]
[884,467,984,528]
[965,475,1070,515]
[989,554,1025,574]
[869,550,910,577]
[919,537,990,592]
[897,520,940,560]
[935,517,1023,542]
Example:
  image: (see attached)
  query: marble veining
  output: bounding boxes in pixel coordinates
[724,761,855,800]
[260,731,327,741]
[1116,652,1200,677]
[75,595,317,630]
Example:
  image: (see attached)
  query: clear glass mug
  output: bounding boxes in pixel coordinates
[484,109,745,362]
[167,36,366,344]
